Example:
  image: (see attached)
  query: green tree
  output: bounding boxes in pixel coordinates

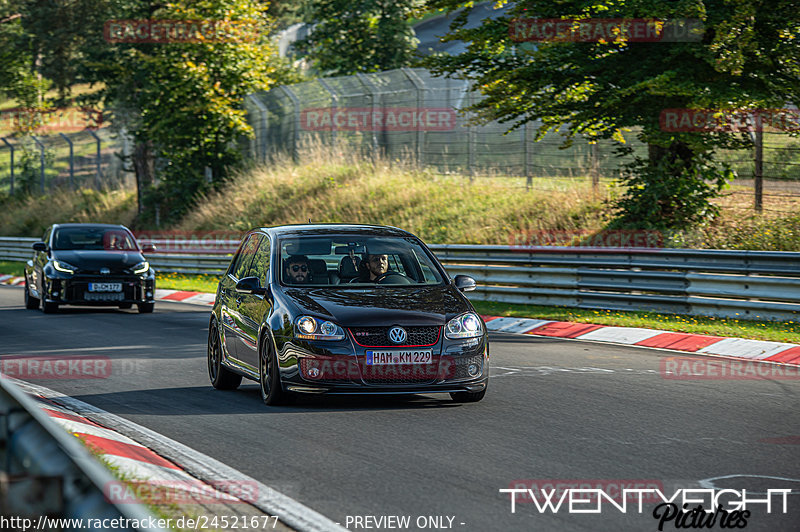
[296,0,420,75]
[426,0,800,230]
[81,0,284,222]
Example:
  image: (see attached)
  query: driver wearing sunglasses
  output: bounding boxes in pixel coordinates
[284,254,312,284]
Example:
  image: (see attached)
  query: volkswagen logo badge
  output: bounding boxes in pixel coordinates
[100,267,110,275]
[388,326,407,344]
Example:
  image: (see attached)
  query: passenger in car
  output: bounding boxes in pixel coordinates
[284,255,312,284]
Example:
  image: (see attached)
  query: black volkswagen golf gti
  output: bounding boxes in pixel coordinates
[23,223,156,313]
[208,224,489,405]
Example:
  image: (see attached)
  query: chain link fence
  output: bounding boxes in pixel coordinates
[244,67,800,211]
[0,127,133,195]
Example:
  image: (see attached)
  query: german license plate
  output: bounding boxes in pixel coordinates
[366,350,433,365]
[88,282,122,292]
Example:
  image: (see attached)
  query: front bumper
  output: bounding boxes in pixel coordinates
[44,275,155,306]
[276,332,489,394]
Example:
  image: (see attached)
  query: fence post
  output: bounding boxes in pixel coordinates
[1,138,13,195]
[31,136,46,194]
[754,121,763,213]
[356,73,381,161]
[467,84,475,180]
[402,68,426,167]
[88,129,102,189]
[318,78,339,147]
[280,85,301,162]
[523,121,532,190]
[590,142,600,199]
[59,133,75,189]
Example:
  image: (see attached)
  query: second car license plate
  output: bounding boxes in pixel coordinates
[366,350,433,365]
[88,282,122,292]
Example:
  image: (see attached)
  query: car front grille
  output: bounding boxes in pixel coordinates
[360,357,442,384]
[348,326,440,347]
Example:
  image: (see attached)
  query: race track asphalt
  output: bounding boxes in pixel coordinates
[1,285,798,531]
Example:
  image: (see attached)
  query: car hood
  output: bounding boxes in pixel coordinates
[52,249,145,271]
[280,285,471,327]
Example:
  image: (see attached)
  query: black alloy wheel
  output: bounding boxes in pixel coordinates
[208,322,241,390]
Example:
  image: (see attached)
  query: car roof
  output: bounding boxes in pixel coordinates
[258,224,417,239]
[52,223,130,229]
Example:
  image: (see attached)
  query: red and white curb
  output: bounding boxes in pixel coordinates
[155,288,216,306]
[7,377,346,532]
[482,316,800,366]
[0,274,24,285]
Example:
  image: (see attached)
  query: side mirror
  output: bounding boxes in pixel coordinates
[32,242,48,252]
[454,275,477,292]
[141,244,156,253]
[235,276,267,296]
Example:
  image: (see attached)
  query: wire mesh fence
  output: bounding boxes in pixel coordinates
[244,67,800,212]
[0,127,133,195]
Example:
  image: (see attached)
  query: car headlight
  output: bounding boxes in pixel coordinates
[132,261,150,274]
[52,260,77,274]
[295,316,345,341]
[445,312,483,339]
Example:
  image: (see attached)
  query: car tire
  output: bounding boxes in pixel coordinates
[137,302,154,313]
[24,278,40,310]
[450,389,486,403]
[207,322,242,390]
[259,335,287,406]
[118,303,133,309]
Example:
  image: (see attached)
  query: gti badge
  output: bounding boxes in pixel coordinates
[100,267,110,274]
[388,326,407,344]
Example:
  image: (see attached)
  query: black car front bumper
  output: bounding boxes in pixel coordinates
[44,275,155,306]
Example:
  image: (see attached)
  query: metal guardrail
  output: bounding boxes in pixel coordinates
[0,377,167,530]
[2,236,800,320]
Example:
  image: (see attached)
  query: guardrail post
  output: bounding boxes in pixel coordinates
[31,136,46,194]
[1,137,14,195]
[59,133,75,189]
[88,129,102,189]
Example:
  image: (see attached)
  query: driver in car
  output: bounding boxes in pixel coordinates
[359,254,389,282]
[284,255,312,284]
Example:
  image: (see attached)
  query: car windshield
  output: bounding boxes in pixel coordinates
[279,235,446,287]
[52,227,139,251]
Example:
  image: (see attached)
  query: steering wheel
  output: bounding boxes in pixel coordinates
[375,271,412,285]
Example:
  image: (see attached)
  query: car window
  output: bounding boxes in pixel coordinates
[278,235,445,287]
[246,235,270,283]
[52,227,138,250]
[230,234,261,280]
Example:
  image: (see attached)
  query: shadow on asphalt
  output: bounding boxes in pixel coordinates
[63,385,463,415]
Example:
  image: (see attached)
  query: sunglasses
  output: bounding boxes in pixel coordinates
[290,265,308,272]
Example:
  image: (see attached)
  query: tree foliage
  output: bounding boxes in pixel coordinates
[425,0,800,229]
[296,0,421,75]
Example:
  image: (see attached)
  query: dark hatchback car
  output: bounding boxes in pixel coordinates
[208,224,488,405]
[24,223,156,313]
